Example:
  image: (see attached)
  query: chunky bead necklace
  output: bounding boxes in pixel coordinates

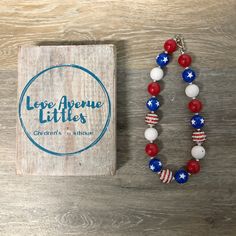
[144,35,206,184]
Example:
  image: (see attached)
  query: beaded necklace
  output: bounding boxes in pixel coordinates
[145,35,206,184]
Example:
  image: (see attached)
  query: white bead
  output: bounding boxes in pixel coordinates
[185,84,199,98]
[144,127,158,142]
[191,145,206,159]
[150,67,164,81]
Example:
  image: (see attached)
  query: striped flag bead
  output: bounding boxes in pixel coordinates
[192,131,206,143]
[159,169,173,184]
[145,113,159,126]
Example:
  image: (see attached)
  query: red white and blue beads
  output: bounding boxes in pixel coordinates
[156,52,170,68]
[182,68,196,83]
[144,35,206,184]
[160,169,173,183]
[149,158,163,173]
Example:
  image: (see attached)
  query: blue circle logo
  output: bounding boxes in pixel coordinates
[18,64,111,156]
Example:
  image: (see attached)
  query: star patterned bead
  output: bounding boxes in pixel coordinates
[182,68,196,83]
[174,169,189,184]
[149,158,162,173]
[144,37,206,184]
[190,114,205,129]
[156,52,170,68]
[146,97,160,112]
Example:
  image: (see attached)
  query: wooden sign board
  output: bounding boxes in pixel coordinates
[16,45,116,176]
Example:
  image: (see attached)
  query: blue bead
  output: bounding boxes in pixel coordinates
[146,97,160,111]
[174,169,189,184]
[191,115,205,129]
[182,68,196,83]
[156,52,170,68]
[149,158,162,172]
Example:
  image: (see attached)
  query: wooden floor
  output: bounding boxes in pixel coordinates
[0,1,236,235]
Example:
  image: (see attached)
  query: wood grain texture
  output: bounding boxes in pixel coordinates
[17,45,116,176]
[0,0,236,235]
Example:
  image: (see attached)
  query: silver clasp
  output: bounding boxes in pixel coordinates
[174,34,186,54]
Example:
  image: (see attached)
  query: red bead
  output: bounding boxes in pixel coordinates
[178,54,192,67]
[148,82,161,96]
[145,143,159,157]
[188,99,202,113]
[186,159,200,174]
[164,39,177,53]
